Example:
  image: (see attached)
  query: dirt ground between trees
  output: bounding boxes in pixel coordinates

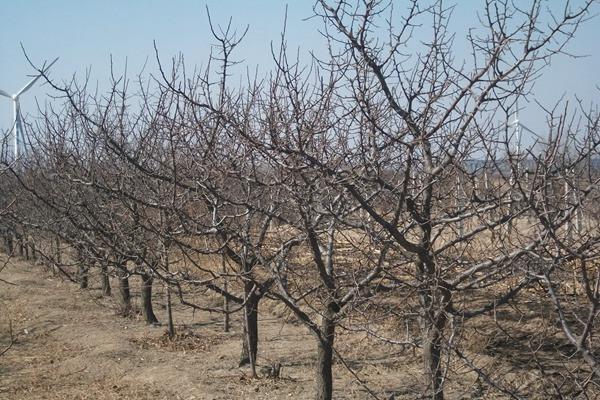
[0,256,426,399]
[0,254,590,399]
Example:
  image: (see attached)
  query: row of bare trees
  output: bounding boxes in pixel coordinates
[2,1,600,398]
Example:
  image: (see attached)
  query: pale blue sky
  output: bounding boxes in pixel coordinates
[0,1,320,135]
[1,1,599,146]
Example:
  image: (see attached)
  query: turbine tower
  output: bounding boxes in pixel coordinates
[507,102,536,235]
[510,102,537,157]
[0,57,58,161]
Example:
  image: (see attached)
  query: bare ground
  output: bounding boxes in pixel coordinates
[1,255,595,399]
[0,256,423,399]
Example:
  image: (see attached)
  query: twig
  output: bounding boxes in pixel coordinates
[332,345,381,400]
[453,346,523,400]
[0,322,16,357]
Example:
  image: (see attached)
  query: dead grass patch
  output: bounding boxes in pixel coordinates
[131,327,221,353]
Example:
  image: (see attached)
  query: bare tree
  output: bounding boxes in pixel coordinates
[283,1,600,398]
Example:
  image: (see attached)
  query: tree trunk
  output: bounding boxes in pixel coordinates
[78,264,89,289]
[54,237,62,266]
[16,233,24,257]
[422,314,445,400]
[4,233,13,254]
[22,235,29,260]
[166,283,175,338]
[140,272,158,324]
[315,307,336,400]
[240,286,259,375]
[161,245,175,338]
[222,254,230,332]
[117,265,131,315]
[101,260,111,296]
[419,277,448,400]
[29,239,37,261]
[238,244,259,375]
[76,246,89,289]
[49,237,61,276]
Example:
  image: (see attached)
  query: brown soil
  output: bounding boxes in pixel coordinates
[0,255,594,399]
[0,257,410,399]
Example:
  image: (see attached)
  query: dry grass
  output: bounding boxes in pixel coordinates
[131,328,222,353]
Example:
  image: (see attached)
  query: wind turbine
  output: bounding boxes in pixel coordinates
[0,57,58,161]
[510,103,538,158]
[506,102,538,234]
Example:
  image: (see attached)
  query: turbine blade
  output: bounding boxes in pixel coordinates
[17,57,59,96]
[16,75,43,97]
[520,123,538,136]
[0,89,12,98]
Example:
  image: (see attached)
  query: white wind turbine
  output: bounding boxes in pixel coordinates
[0,57,58,161]
[510,103,537,160]
[507,103,537,234]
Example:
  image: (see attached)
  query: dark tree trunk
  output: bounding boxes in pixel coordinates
[239,283,259,374]
[166,283,175,338]
[315,306,336,400]
[76,246,89,289]
[419,278,448,400]
[48,237,59,276]
[101,260,111,296]
[79,264,89,289]
[117,265,131,315]
[222,254,230,332]
[16,233,24,257]
[29,239,37,261]
[238,247,259,376]
[4,233,13,254]
[54,237,62,265]
[23,236,29,260]
[161,249,175,338]
[140,272,158,324]
[422,315,445,400]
